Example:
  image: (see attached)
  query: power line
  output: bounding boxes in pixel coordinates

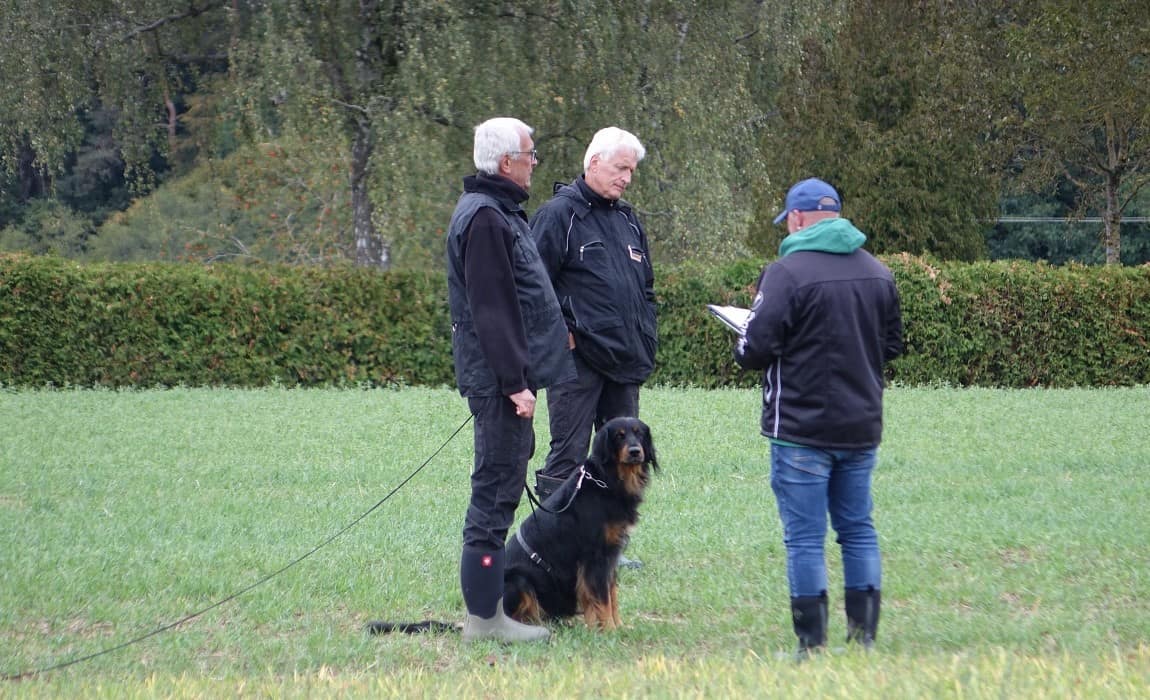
[995,217,1150,224]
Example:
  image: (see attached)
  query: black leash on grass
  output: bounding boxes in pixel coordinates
[2,413,474,682]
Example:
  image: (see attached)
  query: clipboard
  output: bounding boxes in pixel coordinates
[706,304,751,335]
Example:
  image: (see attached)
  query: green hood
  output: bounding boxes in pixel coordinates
[778,217,866,257]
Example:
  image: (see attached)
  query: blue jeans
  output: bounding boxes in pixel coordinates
[770,443,881,598]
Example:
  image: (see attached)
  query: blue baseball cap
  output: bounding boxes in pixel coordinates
[772,178,842,224]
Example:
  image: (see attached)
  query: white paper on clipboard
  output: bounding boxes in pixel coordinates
[706,304,751,335]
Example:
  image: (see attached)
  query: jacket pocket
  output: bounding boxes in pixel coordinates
[574,317,627,373]
[578,239,606,261]
[450,320,495,394]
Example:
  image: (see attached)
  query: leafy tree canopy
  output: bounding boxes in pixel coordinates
[0,0,1145,267]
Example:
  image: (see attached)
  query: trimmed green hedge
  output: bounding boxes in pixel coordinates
[2,254,1147,388]
[883,255,1150,387]
[0,256,451,388]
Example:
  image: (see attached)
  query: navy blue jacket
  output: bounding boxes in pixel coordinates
[734,220,903,448]
[530,176,657,384]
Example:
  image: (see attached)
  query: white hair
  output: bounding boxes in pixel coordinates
[583,127,646,171]
[473,117,533,175]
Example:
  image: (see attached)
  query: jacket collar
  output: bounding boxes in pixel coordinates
[778,217,866,257]
[464,172,529,214]
[567,175,632,219]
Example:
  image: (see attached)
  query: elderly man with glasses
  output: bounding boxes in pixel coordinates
[444,117,575,643]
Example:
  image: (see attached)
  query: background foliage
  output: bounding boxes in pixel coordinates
[0,0,1146,269]
[3,254,1147,389]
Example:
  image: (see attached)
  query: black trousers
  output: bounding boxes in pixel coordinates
[540,353,639,480]
[462,395,535,551]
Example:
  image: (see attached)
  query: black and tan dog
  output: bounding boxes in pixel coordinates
[367,417,658,636]
[503,416,658,630]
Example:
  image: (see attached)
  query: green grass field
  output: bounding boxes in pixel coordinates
[2,386,1149,698]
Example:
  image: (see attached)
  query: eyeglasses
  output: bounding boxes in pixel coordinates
[508,150,539,163]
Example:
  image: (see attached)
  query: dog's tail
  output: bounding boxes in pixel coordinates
[366,620,459,635]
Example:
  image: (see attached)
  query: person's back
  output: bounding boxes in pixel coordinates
[746,243,901,449]
[735,177,903,658]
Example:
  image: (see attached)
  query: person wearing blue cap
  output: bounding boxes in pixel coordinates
[735,177,904,658]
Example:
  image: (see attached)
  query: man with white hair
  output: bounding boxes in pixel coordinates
[530,128,658,556]
[445,117,575,642]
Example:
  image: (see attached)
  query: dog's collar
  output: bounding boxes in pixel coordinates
[515,529,554,575]
[575,463,607,491]
[526,464,608,517]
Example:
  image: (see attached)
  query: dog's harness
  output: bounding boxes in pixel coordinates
[515,529,553,575]
[517,464,608,574]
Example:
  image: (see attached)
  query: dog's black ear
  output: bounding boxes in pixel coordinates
[590,420,612,465]
[641,422,659,472]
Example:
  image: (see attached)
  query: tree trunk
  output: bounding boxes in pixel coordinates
[164,90,178,151]
[17,137,48,201]
[351,117,388,269]
[1102,171,1121,265]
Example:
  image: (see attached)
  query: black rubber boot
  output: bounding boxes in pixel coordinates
[460,546,548,643]
[460,545,504,619]
[534,471,565,501]
[844,587,880,649]
[790,592,828,660]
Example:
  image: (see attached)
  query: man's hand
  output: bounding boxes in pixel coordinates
[509,389,536,418]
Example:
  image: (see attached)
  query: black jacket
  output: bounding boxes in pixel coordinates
[734,241,903,449]
[530,176,657,384]
[445,173,575,398]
